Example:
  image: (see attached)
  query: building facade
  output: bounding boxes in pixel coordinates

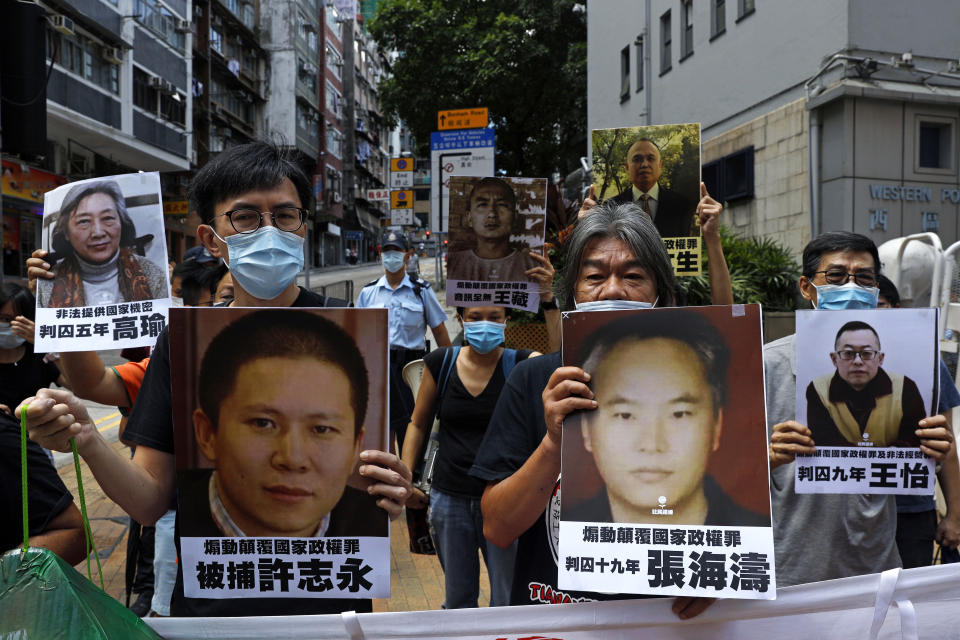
[587,0,960,256]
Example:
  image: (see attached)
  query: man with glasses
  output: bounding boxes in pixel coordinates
[21,140,413,617]
[805,320,925,447]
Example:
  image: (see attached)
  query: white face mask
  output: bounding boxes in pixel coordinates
[574,298,658,312]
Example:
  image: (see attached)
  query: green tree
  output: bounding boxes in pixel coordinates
[369,0,587,178]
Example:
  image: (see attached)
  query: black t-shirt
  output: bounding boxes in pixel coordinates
[0,348,60,411]
[424,347,532,498]
[122,287,375,617]
[1,412,73,554]
[470,351,648,605]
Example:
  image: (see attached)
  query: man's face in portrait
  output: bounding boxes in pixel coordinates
[583,337,722,515]
[194,356,364,537]
[625,140,663,193]
[467,181,516,243]
[831,329,884,391]
[68,192,122,264]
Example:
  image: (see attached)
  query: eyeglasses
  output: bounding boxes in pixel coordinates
[835,349,879,361]
[813,269,878,287]
[212,207,307,234]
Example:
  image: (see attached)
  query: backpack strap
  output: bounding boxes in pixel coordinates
[437,346,461,400]
[501,348,518,380]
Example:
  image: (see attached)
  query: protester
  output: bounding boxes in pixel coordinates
[0,283,67,416]
[356,231,451,448]
[20,140,412,618]
[471,194,725,619]
[1,411,85,564]
[401,305,538,609]
[36,179,167,307]
[765,231,960,586]
[876,274,960,567]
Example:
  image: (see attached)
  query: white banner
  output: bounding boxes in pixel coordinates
[35,299,169,351]
[794,447,935,494]
[148,564,960,639]
[447,279,539,313]
[180,536,389,599]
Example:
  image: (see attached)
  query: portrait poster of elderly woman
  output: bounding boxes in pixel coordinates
[38,173,169,308]
[34,173,171,353]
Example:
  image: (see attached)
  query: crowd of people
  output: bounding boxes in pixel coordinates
[4,139,958,624]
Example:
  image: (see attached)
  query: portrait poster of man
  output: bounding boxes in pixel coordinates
[591,123,702,277]
[794,308,938,495]
[444,176,547,312]
[557,305,775,600]
[169,307,391,600]
[35,172,171,352]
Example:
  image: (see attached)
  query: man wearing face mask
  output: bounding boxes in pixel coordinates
[357,231,451,448]
[20,140,414,618]
[470,199,725,619]
[765,231,960,587]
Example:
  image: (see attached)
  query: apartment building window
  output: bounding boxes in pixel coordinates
[737,0,755,21]
[619,46,630,102]
[134,0,186,52]
[659,10,671,75]
[160,91,186,126]
[133,68,158,112]
[702,146,755,202]
[47,30,120,94]
[209,26,223,54]
[680,0,693,60]
[326,44,342,79]
[298,57,318,93]
[297,11,318,52]
[635,36,644,92]
[917,118,954,171]
[325,81,341,117]
[711,0,726,39]
[326,127,342,159]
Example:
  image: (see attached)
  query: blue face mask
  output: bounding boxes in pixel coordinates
[815,282,879,310]
[0,322,25,349]
[216,226,304,300]
[382,250,406,273]
[574,298,657,312]
[463,320,506,354]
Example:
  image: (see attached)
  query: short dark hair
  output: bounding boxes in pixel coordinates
[188,140,313,226]
[578,309,729,411]
[877,274,900,307]
[834,320,880,350]
[802,231,880,279]
[51,180,137,258]
[172,259,210,306]
[559,201,677,310]
[197,310,369,436]
[467,177,517,213]
[628,137,662,156]
[455,305,510,318]
[0,282,36,321]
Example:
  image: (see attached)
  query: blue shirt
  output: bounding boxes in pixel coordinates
[897,358,960,513]
[355,274,447,350]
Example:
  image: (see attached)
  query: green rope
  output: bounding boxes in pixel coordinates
[72,438,105,590]
[20,405,29,553]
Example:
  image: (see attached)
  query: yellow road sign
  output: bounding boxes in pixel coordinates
[391,190,413,208]
[390,158,413,172]
[438,107,489,131]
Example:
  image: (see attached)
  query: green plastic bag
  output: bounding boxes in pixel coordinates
[0,547,164,639]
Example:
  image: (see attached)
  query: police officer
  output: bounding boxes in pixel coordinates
[357,231,451,448]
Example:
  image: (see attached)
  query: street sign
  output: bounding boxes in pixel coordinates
[390,171,413,188]
[163,200,189,215]
[366,188,390,202]
[438,107,489,131]
[391,190,413,209]
[429,128,495,232]
[390,158,413,172]
[391,209,414,226]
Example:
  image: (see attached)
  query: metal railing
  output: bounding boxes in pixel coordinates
[317,279,354,305]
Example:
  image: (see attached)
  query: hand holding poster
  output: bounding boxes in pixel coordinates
[169,307,390,600]
[558,305,776,599]
[34,172,171,352]
[445,176,547,312]
[794,308,939,495]
[592,123,702,277]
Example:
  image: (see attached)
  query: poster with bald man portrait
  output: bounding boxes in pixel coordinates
[592,123,701,277]
[794,308,938,495]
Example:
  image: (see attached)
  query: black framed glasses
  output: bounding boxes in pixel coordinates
[813,269,878,287]
[213,207,307,234]
[835,349,879,361]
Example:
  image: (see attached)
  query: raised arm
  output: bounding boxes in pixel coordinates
[698,183,732,306]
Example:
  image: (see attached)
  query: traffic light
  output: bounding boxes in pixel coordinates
[425,230,431,238]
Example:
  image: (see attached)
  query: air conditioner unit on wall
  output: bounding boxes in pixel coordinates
[102,47,124,64]
[174,19,192,33]
[51,14,75,36]
[149,76,166,89]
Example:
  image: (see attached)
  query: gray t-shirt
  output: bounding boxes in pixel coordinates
[764,334,900,587]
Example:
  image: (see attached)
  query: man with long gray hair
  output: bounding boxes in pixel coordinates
[470,187,728,618]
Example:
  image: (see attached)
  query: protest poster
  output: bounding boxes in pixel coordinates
[558,305,775,599]
[169,307,390,600]
[592,123,702,277]
[445,176,547,313]
[34,172,171,352]
[794,308,938,495]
